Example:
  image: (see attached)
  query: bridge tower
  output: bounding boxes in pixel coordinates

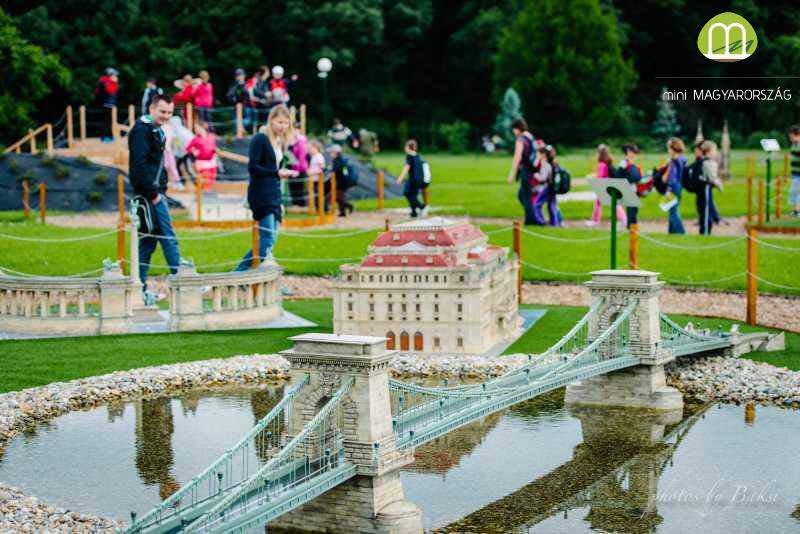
[272,333,423,534]
[565,270,683,411]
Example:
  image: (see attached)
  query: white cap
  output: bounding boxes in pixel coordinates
[272,65,284,76]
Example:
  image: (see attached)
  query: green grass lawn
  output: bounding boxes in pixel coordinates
[2,219,798,295]
[358,149,795,222]
[1,300,796,393]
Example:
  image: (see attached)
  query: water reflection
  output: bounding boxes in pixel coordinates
[134,398,179,500]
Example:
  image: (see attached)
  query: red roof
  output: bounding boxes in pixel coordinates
[467,245,505,262]
[371,224,484,248]
[361,254,456,268]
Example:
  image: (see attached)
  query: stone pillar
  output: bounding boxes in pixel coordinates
[168,263,205,332]
[565,270,683,411]
[272,334,422,534]
[99,260,133,334]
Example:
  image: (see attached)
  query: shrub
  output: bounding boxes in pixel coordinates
[55,164,70,179]
[8,159,19,173]
[87,191,103,203]
[41,155,56,167]
[94,172,109,186]
[438,121,471,154]
[76,155,91,167]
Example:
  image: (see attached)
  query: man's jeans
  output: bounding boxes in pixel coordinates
[235,213,279,271]
[517,178,536,225]
[139,198,181,290]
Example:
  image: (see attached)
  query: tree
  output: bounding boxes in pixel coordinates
[651,88,680,140]
[494,0,636,144]
[493,87,522,145]
[0,7,69,142]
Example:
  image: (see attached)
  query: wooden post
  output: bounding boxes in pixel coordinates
[628,223,639,269]
[377,170,384,211]
[46,124,53,154]
[66,105,74,147]
[111,106,118,140]
[79,105,86,141]
[117,173,125,221]
[307,175,315,215]
[236,103,244,138]
[757,179,765,226]
[251,219,260,268]
[196,173,203,223]
[317,173,325,222]
[289,105,297,125]
[746,228,757,325]
[330,172,337,216]
[128,104,135,127]
[513,221,522,305]
[117,219,126,272]
[186,102,194,133]
[776,173,782,220]
[746,167,753,224]
[300,104,307,135]
[22,180,29,219]
[422,187,430,207]
[39,183,46,224]
[29,129,36,154]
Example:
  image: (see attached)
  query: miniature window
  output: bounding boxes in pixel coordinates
[388,303,393,312]
[415,303,420,312]
[457,303,463,313]
[369,303,374,312]
[348,302,353,312]
[434,336,440,348]
[457,337,464,347]
[460,275,465,282]
[370,275,374,282]
[434,304,439,313]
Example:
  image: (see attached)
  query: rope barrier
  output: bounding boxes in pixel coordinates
[482,226,513,235]
[520,260,591,277]
[0,265,105,278]
[659,272,746,286]
[0,229,118,242]
[639,233,746,250]
[749,273,800,291]
[520,227,610,243]
[749,237,800,253]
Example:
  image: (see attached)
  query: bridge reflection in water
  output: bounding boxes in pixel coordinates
[432,402,696,533]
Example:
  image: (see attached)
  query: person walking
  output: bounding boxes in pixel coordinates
[506,119,536,225]
[185,122,218,191]
[396,139,427,218]
[94,67,119,142]
[328,145,356,216]
[227,68,250,130]
[327,118,360,150]
[129,94,182,303]
[235,105,297,270]
[193,71,214,128]
[287,124,309,206]
[141,78,163,116]
[617,144,643,228]
[588,144,626,226]
[660,138,687,234]
[531,145,559,226]
[789,125,800,217]
[696,140,722,235]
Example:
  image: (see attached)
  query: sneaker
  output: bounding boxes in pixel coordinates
[420,204,429,217]
[142,290,158,308]
[409,211,418,218]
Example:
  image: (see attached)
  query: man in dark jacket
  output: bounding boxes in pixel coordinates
[328,145,355,216]
[618,144,643,228]
[129,94,181,301]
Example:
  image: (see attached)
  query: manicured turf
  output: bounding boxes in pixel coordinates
[2,219,798,295]
[1,301,796,394]
[358,149,795,222]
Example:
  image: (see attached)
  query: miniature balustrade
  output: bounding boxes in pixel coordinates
[168,262,282,331]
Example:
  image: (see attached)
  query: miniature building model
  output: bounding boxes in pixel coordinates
[333,217,520,355]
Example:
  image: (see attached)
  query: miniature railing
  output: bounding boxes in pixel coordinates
[184,376,355,533]
[126,374,310,534]
[659,313,731,356]
[168,263,283,331]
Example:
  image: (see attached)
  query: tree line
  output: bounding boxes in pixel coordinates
[2,0,799,147]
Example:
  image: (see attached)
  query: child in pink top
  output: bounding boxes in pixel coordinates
[589,144,627,226]
[193,71,214,127]
[186,122,218,191]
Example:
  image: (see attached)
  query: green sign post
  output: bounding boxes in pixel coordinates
[760,139,781,223]
[587,178,641,269]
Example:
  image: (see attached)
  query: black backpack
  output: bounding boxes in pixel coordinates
[551,165,571,195]
[682,159,703,194]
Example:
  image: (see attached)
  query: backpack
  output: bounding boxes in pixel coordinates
[682,159,703,194]
[422,160,431,184]
[340,160,358,187]
[551,165,571,194]
[652,166,669,195]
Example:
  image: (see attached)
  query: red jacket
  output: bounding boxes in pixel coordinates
[95,75,119,106]
[173,85,194,106]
